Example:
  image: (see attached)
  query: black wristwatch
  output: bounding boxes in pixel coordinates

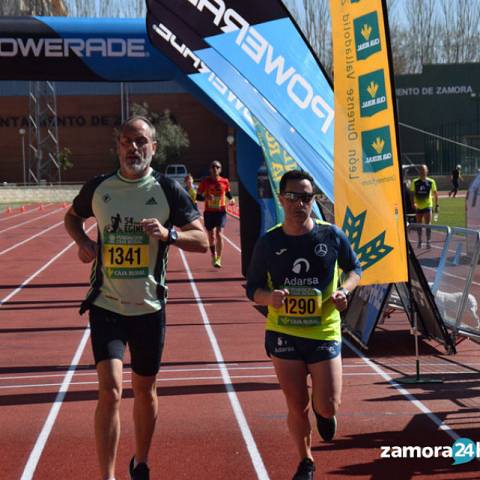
[337,287,351,300]
[166,228,178,245]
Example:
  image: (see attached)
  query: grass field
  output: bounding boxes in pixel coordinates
[438,196,466,228]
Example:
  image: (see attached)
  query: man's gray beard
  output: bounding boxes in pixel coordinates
[125,155,152,176]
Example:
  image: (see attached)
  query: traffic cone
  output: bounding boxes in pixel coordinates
[39,204,45,211]
[21,205,26,212]
[62,202,69,208]
[6,207,12,215]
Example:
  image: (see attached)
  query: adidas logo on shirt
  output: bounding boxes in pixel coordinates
[145,197,158,205]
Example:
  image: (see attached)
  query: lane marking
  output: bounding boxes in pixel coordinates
[0,207,64,234]
[179,249,270,480]
[2,370,479,390]
[20,328,90,480]
[4,224,96,480]
[344,338,460,441]
[0,221,64,256]
[0,204,53,223]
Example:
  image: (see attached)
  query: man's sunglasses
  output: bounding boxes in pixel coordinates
[282,191,316,202]
[211,165,221,169]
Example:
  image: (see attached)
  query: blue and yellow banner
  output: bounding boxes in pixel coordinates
[252,117,322,223]
[331,0,407,284]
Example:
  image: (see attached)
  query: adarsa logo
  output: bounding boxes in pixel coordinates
[184,0,333,134]
[0,37,147,58]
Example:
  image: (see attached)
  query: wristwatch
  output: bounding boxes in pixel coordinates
[166,227,178,245]
[337,287,351,300]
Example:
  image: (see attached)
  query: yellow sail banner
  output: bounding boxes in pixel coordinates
[331,0,407,285]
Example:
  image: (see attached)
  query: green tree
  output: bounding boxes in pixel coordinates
[130,102,190,167]
[58,146,73,171]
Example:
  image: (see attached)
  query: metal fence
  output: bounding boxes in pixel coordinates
[408,223,480,342]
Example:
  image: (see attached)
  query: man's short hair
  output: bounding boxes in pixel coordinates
[119,115,157,140]
[279,169,314,193]
[210,161,222,168]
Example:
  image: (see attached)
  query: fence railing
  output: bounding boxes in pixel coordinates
[407,223,480,342]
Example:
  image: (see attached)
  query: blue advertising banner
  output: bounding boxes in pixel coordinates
[146,0,335,201]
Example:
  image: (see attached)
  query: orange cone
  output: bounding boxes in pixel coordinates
[39,204,45,211]
[6,207,12,215]
[21,205,26,212]
[62,202,69,208]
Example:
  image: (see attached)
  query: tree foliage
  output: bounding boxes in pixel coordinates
[130,102,190,167]
[63,0,145,17]
[0,0,67,15]
[284,0,480,75]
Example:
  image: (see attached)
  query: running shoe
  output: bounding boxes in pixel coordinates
[214,256,222,268]
[129,456,150,480]
[292,458,315,480]
[315,412,337,442]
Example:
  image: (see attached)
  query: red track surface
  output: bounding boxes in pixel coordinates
[1,204,480,479]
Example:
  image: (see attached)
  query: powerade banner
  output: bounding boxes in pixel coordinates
[253,116,322,223]
[0,17,178,81]
[331,0,407,284]
[146,0,335,201]
[0,16,261,149]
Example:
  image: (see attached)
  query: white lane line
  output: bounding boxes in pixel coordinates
[0,221,63,256]
[344,338,460,441]
[0,224,95,306]
[3,370,479,391]
[179,249,270,480]
[2,224,96,480]
[222,233,241,252]
[0,207,64,234]
[0,374,277,390]
[20,328,91,480]
[0,365,276,381]
[0,204,53,223]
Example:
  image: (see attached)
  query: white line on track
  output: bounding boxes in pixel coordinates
[2,224,96,480]
[0,204,53,223]
[0,207,64,234]
[2,370,478,391]
[0,221,64,256]
[344,338,460,441]
[19,329,91,480]
[222,232,241,252]
[179,249,270,480]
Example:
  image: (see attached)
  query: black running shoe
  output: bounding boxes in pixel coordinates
[315,412,337,442]
[129,456,150,480]
[292,458,315,480]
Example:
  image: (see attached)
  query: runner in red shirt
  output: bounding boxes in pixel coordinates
[197,161,235,268]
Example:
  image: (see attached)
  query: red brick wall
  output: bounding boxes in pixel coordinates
[0,93,229,183]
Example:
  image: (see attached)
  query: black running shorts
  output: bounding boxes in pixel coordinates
[265,330,341,364]
[89,304,166,376]
[203,211,227,231]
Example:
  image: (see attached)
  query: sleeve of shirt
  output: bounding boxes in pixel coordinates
[72,175,107,219]
[333,225,362,276]
[246,236,269,301]
[225,179,233,199]
[160,175,200,227]
[432,179,438,193]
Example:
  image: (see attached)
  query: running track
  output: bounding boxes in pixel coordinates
[1,204,480,479]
